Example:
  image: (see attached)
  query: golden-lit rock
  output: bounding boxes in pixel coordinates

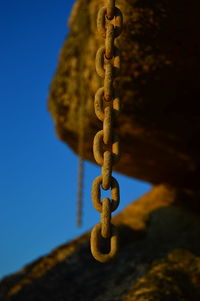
[49,0,200,189]
[1,186,200,300]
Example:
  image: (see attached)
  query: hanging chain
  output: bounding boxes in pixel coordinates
[90,0,123,263]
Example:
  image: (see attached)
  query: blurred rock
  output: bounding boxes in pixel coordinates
[1,185,200,300]
[48,0,200,189]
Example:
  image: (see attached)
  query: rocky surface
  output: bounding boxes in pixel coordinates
[1,185,200,300]
[49,0,200,189]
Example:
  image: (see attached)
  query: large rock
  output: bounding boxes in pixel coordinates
[48,0,200,189]
[1,185,200,300]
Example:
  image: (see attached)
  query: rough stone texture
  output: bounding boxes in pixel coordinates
[49,0,200,190]
[123,249,200,301]
[1,185,200,300]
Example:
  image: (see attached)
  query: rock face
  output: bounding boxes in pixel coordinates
[1,186,200,301]
[49,0,200,189]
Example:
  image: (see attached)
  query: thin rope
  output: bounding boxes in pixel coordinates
[77,156,84,227]
[76,103,85,227]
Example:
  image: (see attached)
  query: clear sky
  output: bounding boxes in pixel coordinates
[0,0,151,279]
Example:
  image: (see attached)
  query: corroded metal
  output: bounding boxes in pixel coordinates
[104,63,113,101]
[97,6,123,38]
[96,46,121,78]
[93,130,120,165]
[105,24,115,59]
[91,0,123,262]
[90,223,118,263]
[101,197,111,238]
[102,151,112,190]
[106,0,115,20]
[92,175,120,213]
[94,87,120,121]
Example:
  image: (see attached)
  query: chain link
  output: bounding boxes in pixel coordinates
[90,223,118,263]
[94,87,120,121]
[101,197,111,238]
[96,46,121,78]
[92,175,120,212]
[90,0,123,262]
[106,0,115,20]
[102,151,112,190]
[97,6,123,38]
[93,130,120,166]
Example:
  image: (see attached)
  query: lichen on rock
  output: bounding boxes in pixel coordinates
[1,186,200,300]
[124,249,200,301]
[49,0,200,189]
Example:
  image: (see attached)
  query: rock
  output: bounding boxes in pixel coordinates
[123,249,200,301]
[1,185,200,300]
[48,0,200,190]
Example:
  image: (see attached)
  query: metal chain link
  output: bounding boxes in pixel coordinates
[90,0,123,263]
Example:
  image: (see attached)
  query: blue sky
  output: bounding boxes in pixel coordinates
[0,0,151,279]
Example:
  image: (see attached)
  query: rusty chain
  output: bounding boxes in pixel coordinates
[90,0,123,263]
